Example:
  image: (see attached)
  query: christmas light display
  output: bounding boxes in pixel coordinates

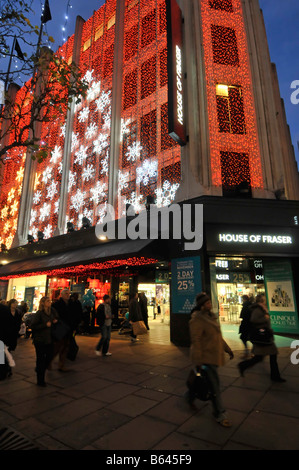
[118,0,181,216]
[201,0,263,190]
[0,0,181,250]
[0,256,159,280]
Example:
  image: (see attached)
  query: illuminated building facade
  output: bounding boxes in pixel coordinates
[0,0,299,344]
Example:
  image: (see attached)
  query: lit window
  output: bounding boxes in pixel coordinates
[107,15,115,30]
[83,37,92,52]
[94,24,104,41]
[216,84,246,134]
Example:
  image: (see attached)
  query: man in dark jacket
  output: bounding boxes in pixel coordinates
[95,295,112,356]
[52,289,73,371]
[239,295,253,357]
[129,292,143,342]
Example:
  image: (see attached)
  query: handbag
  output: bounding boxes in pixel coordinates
[250,327,274,345]
[132,320,148,335]
[186,368,211,401]
[67,335,79,361]
[51,320,71,341]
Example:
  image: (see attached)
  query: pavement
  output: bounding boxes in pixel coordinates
[1,318,299,455]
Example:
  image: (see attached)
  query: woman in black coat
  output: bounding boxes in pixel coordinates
[31,297,59,386]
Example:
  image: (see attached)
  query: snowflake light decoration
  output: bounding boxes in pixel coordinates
[33,191,42,204]
[82,164,95,182]
[50,145,62,164]
[123,191,145,214]
[118,170,129,193]
[155,181,180,207]
[93,133,109,155]
[42,167,52,184]
[78,107,90,123]
[39,203,51,222]
[46,181,58,200]
[125,141,142,162]
[90,181,106,204]
[136,159,158,185]
[74,145,88,165]
[85,123,98,140]
[96,90,111,113]
[44,224,52,239]
[70,189,86,212]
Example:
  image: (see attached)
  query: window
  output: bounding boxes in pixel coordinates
[209,0,233,12]
[124,24,138,61]
[141,10,156,48]
[141,56,156,100]
[141,110,157,159]
[216,84,246,134]
[107,15,115,30]
[83,37,92,52]
[123,70,137,110]
[211,25,239,66]
[220,151,251,197]
[94,24,104,41]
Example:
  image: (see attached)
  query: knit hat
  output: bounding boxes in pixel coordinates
[196,292,210,309]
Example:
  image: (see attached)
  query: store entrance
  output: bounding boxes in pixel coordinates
[138,282,170,326]
[210,257,265,326]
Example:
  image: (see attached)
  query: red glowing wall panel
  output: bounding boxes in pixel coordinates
[118,0,181,216]
[201,0,263,189]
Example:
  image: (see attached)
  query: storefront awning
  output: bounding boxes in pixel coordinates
[0,238,159,279]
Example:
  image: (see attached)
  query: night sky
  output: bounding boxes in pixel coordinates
[16,0,299,166]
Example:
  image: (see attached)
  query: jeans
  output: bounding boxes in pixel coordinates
[96,324,111,355]
[203,364,226,421]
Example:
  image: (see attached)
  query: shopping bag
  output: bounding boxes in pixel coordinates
[132,320,148,335]
[186,368,211,401]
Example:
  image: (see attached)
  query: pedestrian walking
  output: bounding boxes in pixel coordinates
[52,289,74,371]
[95,294,113,356]
[239,294,253,357]
[31,297,59,386]
[129,292,143,342]
[188,292,234,427]
[139,292,149,330]
[238,294,286,382]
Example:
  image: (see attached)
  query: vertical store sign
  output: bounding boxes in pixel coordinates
[165,0,186,146]
[171,256,201,313]
[264,260,299,334]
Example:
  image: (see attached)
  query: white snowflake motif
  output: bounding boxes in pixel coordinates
[50,146,62,165]
[136,159,158,185]
[70,189,86,212]
[86,80,101,101]
[39,203,51,222]
[54,199,60,214]
[95,90,111,113]
[46,181,58,200]
[100,152,109,176]
[68,171,77,192]
[43,224,52,239]
[33,191,42,205]
[71,132,79,151]
[30,209,37,225]
[83,69,94,84]
[82,164,95,182]
[118,170,129,193]
[74,145,88,166]
[96,201,108,225]
[85,122,98,140]
[93,133,109,155]
[120,118,131,140]
[58,162,63,174]
[90,181,106,204]
[60,123,66,138]
[155,181,180,207]
[125,141,142,162]
[78,107,90,123]
[42,166,52,184]
[102,108,111,131]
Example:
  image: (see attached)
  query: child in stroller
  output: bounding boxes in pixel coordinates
[118,312,132,335]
